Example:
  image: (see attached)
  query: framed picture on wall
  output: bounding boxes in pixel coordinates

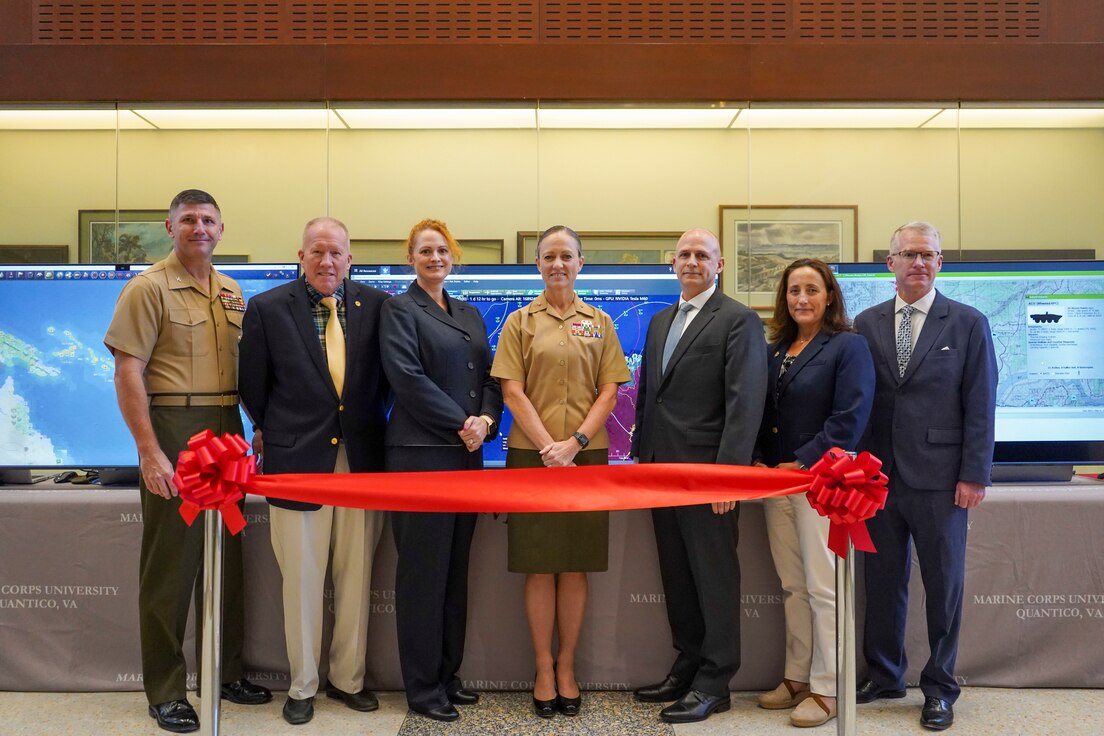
[0,245,69,264]
[516,231,682,264]
[78,209,170,264]
[351,238,504,265]
[720,205,858,308]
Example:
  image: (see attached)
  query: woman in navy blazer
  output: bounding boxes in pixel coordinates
[755,259,874,728]
[380,219,503,723]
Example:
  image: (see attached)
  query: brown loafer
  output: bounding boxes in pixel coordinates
[791,693,837,728]
[758,679,810,710]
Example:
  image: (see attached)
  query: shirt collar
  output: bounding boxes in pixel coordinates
[305,278,345,306]
[679,283,716,312]
[164,250,222,295]
[895,287,937,315]
[527,292,594,319]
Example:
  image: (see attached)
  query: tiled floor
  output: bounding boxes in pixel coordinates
[1,687,1101,735]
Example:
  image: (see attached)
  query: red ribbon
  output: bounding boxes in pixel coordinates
[248,461,812,512]
[173,430,254,535]
[806,448,889,558]
[184,433,890,556]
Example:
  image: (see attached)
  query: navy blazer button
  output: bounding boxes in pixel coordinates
[467,361,474,369]
[338,404,344,412]
[464,335,471,341]
[772,427,779,434]
[469,390,477,398]
[330,437,339,445]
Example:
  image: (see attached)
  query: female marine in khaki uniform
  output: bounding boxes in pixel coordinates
[491,226,630,718]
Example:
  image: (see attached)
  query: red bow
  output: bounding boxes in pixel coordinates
[173,430,253,535]
[806,448,889,558]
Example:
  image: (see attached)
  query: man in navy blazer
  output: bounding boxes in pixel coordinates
[631,228,768,724]
[238,217,391,725]
[854,222,997,731]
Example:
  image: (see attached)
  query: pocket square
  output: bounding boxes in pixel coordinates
[940,346,951,350]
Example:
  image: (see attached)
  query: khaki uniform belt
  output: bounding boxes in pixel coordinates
[148,392,240,408]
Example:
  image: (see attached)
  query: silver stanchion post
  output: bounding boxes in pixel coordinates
[836,539,856,736]
[199,509,224,736]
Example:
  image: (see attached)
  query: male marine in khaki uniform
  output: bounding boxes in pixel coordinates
[105,189,271,733]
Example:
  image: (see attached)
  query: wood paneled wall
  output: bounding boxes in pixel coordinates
[1,1,1102,101]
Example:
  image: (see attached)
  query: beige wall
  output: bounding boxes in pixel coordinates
[2,126,1101,277]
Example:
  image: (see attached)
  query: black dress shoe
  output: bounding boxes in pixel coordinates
[634,675,690,703]
[413,703,460,722]
[855,677,907,704]
[533,694,557,718]
[557,692,582,717]
[282,696,314,725]
[220,678,273,705]
[447,687,480,705]
[921,696,954,730]
[148,699,199,733]
[326,684,380,712]
[660,689,731,724]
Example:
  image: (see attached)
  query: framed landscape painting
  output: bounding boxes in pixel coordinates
[720,205,857,308]
[78,209,170,264]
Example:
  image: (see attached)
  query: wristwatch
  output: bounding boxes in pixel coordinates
[572,431,590,449]
[479,414,497,437]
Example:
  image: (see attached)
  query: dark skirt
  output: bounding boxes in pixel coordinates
[506,447,609,573]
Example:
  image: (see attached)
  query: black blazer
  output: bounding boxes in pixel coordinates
[238,277,391,511]
[757,330,874,469]
[856,290,997,489]
[380,282,502,447]
[632,289,768,465]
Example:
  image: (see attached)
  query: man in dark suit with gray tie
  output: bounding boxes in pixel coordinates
[238,217,391,726]
[631,228,768,724]
[854,221,997,731]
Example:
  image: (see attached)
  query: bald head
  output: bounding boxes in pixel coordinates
[672,228,724,300]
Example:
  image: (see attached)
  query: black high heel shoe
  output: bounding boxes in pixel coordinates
[532,672,557,718]
[557,690,582,717]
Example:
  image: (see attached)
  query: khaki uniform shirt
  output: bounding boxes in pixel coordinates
[492,293,629,450]
[104,250,243,395]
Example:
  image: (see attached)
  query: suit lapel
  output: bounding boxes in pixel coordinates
[650,305,677,389]
[874,299,900,383]
[659,290,719,385]
[409,281,471,337]
[342,279,362,384]
[901,292,950,383]
[777,332,829,398]
[289,279,334,392]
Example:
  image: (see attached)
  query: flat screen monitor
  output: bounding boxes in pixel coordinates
[0,262,299,482]
[833,260,1104,472]
[351,263,684,466]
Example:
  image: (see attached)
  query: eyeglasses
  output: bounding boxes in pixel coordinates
[890,250,941,263]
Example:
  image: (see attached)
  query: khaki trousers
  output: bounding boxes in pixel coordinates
[764,493,838,696]
[269,446,384,698]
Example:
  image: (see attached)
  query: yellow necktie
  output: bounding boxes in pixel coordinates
[320,296,345,397]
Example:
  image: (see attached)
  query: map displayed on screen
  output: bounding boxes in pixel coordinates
[0,263,298,469]
[834,261,1104,444]
[351,264,683,465]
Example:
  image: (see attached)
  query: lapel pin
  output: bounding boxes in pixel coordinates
[355,300,361,307]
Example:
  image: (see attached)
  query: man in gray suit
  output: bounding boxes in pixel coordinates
[631,228,768,724]
[238,217,391,725]
[854,221,997,731]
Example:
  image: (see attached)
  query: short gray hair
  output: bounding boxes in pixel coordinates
[891,221,941,251]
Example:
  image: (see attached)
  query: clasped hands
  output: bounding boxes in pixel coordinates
[458,416,489,453]
[539,439,579,468]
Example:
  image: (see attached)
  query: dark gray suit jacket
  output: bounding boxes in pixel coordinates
[632,288,767,465]
[380,282,502,448]
[238,277,391,510]
[855,289,998,490]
